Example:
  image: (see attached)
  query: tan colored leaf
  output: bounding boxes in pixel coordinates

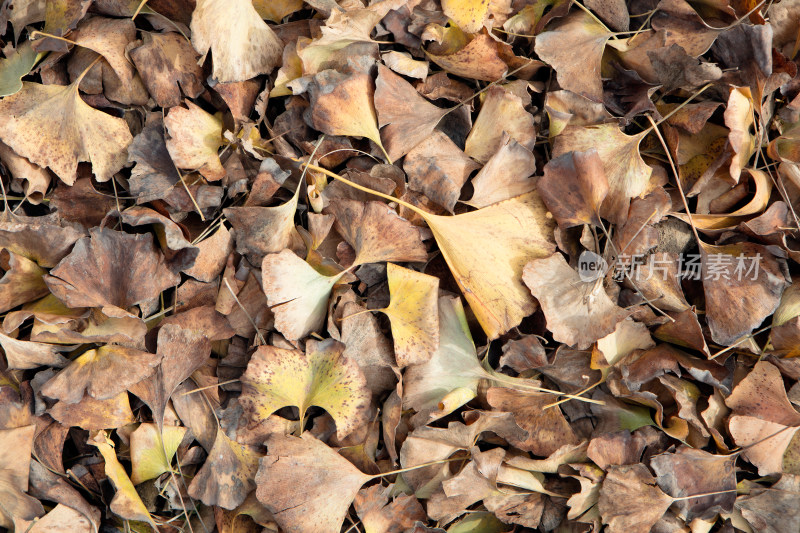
[49,392,135,430]
[552,123,652,225]
[534,11,613,101]
[700,241,788,346]
[354,485,426,533]
[240,339,370,438]
[381,51,429,79]
[465,85,536,163]
[0,248,48,313]
[724,86,755,181]
[40,345,160,403]
[0,81,132,184]
[165,101,225,181]
[255,433,371,533]
[28,504,92,533]
[726,361,800,475]
[70,16,149,105]
[130,32,204,108]
[595,318,655,367]
[598,464,674,533]
[523,253,629,349]
[190,0,283,82]
[467,135,537,208]
[305,70,387,158]
[188,429,260,510]
[0,331,69,370]
[650,446,736,520]
[426,30,510,82]
[404,130,480,212]
[374,64,448,161]
[224,186,303,265]
[486,387,579,456]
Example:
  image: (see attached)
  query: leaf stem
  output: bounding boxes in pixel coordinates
[368,456,465,479]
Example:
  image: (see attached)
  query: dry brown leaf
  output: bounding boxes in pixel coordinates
[44,228,180,316]
[523,253,629,349]
[255,433,372,533]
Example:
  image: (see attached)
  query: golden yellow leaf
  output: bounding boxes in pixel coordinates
[130,422,187,485]
[89,431,158,531]
[303,164,556,339]
[0,81,132,184]
[381,263,440,367]
[442,0,490,33]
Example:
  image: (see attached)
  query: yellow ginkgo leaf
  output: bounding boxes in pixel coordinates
[261,249,346,340]
[190,0,283,82]
[552,123,652,226]
[381,263,440,367]
[165,101,225,181]
[89,431,158,531]
[129,422,187,485]
[301,164,556,339]
[240,338,370,438]
[442,0,490,33]
[0,81,133,185]
[424,192,556,339]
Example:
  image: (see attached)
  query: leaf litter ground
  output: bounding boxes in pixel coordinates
[1,0,800,532]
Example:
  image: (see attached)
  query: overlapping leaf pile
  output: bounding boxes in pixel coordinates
[2,0,800,531]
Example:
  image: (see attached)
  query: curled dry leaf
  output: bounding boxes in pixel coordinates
[240,338,370,438]
[88,431,158,530]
